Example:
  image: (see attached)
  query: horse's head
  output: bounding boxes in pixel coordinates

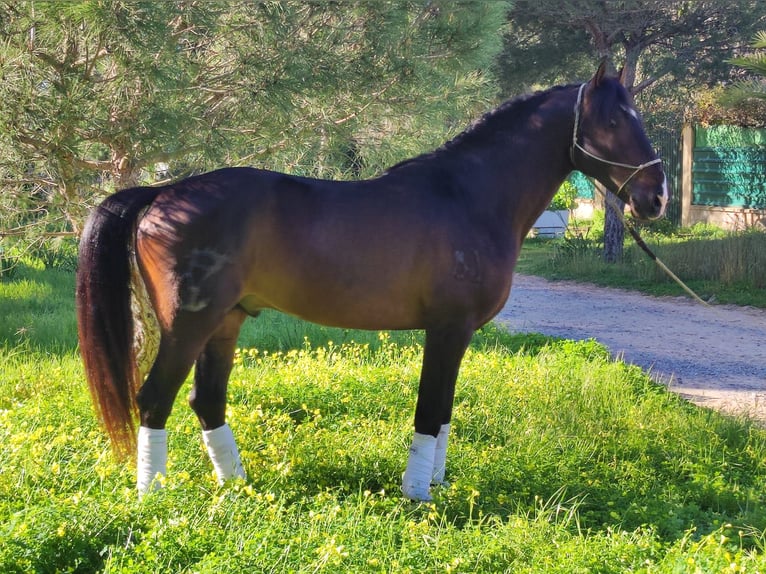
[571,63,668,221]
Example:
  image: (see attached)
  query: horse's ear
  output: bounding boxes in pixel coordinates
[593,59,607,87]
[617,65,626,85]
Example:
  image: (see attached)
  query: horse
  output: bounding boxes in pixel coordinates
[76,63,667,501]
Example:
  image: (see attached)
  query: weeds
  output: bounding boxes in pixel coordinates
[649,228,766,288]
[2,333,765,572]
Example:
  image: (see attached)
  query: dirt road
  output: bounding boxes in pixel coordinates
[496,275,766,422]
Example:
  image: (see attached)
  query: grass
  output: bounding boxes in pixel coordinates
[519,220,766,308]
[1,256,766,572]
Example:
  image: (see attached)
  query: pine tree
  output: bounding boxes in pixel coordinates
[0,1,510,236]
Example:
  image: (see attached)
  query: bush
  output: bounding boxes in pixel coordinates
[28,237,79,271]
[549,180,578,211]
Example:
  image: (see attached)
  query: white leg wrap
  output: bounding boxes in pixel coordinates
[401,432,437,501]
[202,424,246,484]
[137,427,167,495]
[431,423,450,485]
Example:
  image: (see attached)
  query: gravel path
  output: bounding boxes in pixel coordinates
[495,274,766,423]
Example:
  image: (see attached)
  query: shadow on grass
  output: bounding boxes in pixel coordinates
[0,261,78,353]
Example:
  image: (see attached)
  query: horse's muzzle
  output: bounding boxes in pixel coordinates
[630,174,668,221]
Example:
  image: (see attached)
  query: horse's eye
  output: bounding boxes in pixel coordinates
[609,118,618,128]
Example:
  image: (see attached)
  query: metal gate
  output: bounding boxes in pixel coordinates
[652,130,682,225]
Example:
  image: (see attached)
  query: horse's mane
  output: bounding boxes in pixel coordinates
[384,84,577,174]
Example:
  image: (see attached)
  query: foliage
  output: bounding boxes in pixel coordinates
[0,0,509,235]
[548,180,578,211]
[2,265,766,571]
[719,31,766,123]
[692,85,766,128]
[501,1,766,101]
[0,248,17,279]
[500,1,766,261]
[727,30,766,95]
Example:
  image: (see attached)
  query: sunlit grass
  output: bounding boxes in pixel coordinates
[2,261,766,571]
[2,332,766,572]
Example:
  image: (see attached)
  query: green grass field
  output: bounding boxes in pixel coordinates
[519,222,766,308]
[2,256,766,572]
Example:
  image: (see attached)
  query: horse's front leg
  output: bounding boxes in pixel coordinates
[189,308,248,485]
[402,325,473,501]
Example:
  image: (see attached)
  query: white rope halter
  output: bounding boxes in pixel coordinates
[570,83,662,196]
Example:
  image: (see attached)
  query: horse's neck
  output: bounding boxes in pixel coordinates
[444,89,577,229]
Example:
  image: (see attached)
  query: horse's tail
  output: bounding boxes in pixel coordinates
[76,186,161,459]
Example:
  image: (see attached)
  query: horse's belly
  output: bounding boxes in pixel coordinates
[239,275,426,330]
[239,215,516,331]
[240,257,512,332]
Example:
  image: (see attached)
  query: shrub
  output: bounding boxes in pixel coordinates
[549,180,578,211]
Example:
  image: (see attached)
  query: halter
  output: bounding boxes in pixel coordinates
[570,83,662,197]
[569,83,707,305]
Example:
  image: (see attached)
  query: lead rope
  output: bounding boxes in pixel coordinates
[571,83,710,307]
[599,190,711,307]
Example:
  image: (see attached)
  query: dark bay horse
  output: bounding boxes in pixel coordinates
[76,64,667,500]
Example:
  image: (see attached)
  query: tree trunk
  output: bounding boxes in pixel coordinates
[112,150,143,190]
[603,194,624,263]
[602,46,640,264]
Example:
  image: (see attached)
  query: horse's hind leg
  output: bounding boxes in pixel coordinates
[402,324,473,501]
[135,332,206,494]
[188,307,248,484]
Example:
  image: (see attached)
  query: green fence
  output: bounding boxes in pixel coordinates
[692,125,766,209]
[569,170,594,200]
